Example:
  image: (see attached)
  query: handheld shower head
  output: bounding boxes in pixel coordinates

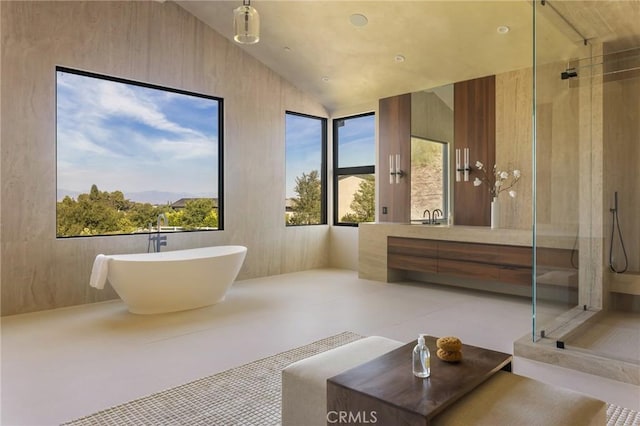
[609,190,628,273]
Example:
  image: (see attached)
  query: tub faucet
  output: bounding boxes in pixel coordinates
[150,214,167,252]
[157,213,167,231]
[432,209,443,224]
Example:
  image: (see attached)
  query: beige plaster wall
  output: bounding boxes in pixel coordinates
[603,61,640,274]
[495,61,587,234]
[0,1,330,315]
[495,68,533,230]
[579,44,604,310]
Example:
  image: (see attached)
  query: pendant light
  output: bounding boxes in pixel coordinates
[233,0,260,44]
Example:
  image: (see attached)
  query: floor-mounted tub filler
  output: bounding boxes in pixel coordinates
[90,246,247,314]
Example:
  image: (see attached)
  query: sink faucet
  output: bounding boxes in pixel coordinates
[432,209,443,224]
[422,209,431,223]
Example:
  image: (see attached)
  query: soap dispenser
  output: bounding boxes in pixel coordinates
[412,334,431,378]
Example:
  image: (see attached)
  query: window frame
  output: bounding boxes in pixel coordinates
[332,112,376,227]
[284,110,328,226]
[55,66,224,238]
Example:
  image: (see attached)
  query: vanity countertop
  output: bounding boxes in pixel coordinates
[359,222,576,250]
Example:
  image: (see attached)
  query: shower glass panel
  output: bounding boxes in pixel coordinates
[534,0,640,376]
[563,47,640,364]
[533,1,594,342]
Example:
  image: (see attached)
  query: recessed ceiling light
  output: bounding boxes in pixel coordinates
[497,25,510,34]
[321,76,330,82]
[394,55,405,63]
[349,13,368,27]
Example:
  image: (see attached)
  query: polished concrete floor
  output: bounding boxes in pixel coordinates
[2,269,639,425]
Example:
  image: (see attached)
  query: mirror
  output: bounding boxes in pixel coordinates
[411,137,450,223]
[410,84,454,223]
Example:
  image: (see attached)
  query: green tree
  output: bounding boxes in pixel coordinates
[107,190,131,212]
[57,195,84,236]
[203,209,219,228]
[182,198,217,229]
[117,216,136,233]
[288,170,321,225]
[89,184,101,201]
[341,176,375,223]
[56,187,218,236]
[78,193,120,234]
[166,209,184,227]
[55,185,121,235]
[127,202,157,229]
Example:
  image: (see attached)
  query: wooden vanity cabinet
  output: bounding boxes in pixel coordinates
[388,237,533,286]
[387,237,437,273]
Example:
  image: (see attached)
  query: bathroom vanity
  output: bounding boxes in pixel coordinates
[387,237,533,285]
[359,223,577,302]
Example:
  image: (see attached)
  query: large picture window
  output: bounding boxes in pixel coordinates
[56,67,223,237]
[285,111,327,226]
[333,113,375,225]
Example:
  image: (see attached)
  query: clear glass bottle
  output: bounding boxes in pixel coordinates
[412,334,431,378]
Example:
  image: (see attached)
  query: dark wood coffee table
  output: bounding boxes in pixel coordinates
[326,336,512,426]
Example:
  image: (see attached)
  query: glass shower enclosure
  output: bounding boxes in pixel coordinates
[532,0,639,385]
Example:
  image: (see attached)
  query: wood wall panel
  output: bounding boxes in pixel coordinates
[453,75,496,226]
[0,1,329,315]
[378,94,411,223]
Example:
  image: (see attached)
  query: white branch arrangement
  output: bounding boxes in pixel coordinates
[473,161,521,200]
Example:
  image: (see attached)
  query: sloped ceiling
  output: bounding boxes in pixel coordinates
[176,0,640,113]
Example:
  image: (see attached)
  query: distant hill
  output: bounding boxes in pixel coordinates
[57,188,215,205]
[125,191,211,205]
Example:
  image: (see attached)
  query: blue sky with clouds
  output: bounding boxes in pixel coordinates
[285,113,374,198]
[56,70,219,201]
[336,114,375,168]
[285,113,323,198]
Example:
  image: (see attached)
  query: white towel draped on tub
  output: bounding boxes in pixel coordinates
[90,254,110,289]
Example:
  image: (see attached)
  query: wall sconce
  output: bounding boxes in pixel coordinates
[389,154,405,184]
[455,148,470,182]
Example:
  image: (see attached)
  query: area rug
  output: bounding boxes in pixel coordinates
[62,331,364,426]
[63,331,639,426]
[607,405,640,426]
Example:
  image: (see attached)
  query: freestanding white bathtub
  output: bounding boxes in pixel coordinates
[105,246,247,314]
